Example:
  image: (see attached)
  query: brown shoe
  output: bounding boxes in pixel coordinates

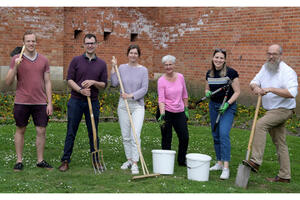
[266,176,290,183]
[242,159,260,173]
[58,161,69,172]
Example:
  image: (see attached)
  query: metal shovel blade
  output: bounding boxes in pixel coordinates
[235,164,251,188]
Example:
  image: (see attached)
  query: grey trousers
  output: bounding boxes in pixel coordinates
[251,108,293,179]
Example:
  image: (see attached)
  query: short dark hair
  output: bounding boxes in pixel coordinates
[83,33,97,43]
[23,30,36,41]
[127,44,141,57]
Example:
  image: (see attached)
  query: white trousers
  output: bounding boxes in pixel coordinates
[117,98,145,162]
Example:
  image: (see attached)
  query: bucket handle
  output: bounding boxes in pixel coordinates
[187,162,208,169]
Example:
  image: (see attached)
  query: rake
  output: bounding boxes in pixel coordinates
[87,96,106,174]
[113,56,160,180]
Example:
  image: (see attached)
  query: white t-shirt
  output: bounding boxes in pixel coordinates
[250,61,298,110]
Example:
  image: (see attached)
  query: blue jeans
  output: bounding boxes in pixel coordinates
[209,101,236,162]
[61,97,100,163]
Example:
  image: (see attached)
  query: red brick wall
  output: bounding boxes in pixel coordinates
[1,7,299,111]
[63,7,157,78]
[0,7,64,67]
[154,7,300,108]
[154,8,300,89]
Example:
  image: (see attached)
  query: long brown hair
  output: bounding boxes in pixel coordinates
[209,48,227,77]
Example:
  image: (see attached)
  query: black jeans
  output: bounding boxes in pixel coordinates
[161,110,189,165]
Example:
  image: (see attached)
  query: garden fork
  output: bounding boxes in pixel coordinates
[87,96,106,174]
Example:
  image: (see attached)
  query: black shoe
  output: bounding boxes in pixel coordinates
[13,162,24,171]
[37,160,53,170]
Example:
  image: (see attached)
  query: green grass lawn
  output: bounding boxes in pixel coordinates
[0,122,300,193]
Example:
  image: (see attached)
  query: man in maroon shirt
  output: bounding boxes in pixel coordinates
[6,30,53,171]
[58,33,108,172]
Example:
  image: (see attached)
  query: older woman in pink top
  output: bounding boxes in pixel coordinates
[157,55,189,166]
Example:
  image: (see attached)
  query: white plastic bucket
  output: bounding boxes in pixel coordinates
[152,149,176,175]
[186,153,212,181]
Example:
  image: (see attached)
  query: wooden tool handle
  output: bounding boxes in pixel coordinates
[87,96,98,150]
[247,95,262,155]
[16,45,25,65]
[113,57,149,175]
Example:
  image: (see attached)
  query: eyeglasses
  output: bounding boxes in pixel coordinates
[267,52,280,57]
[84,42,96,46]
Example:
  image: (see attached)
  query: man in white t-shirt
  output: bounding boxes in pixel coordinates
[243,44,298,183]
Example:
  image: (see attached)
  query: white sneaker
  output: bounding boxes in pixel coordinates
[120,160,132,170]
[210,163,223,171]
[220,168,230,180]
[131,163,139,175]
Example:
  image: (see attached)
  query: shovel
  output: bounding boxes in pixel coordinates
[235,95,261,188]
[87,96,106,174]
[113,56,160,180]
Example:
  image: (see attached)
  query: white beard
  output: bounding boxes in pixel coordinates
[265,60,280,73]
